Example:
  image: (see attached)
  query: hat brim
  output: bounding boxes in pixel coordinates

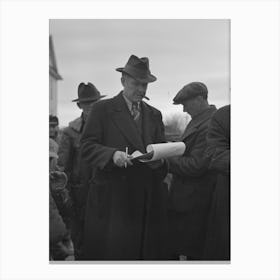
[72,95,106,102]
[173,95,196,105]
[116,68,157,83]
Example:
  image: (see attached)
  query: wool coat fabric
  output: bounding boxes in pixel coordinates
[58,116,93,259]
[58,116,92,212]
[203,105,230,260]
[167,105,217,259]
[80,92,168,260]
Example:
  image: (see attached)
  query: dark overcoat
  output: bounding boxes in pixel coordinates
[80,92,168,260]
[203,105,230,260]
[58,116,93,259]
[58,116,92,212]
[58,116,85,186]
[167,105,217,259]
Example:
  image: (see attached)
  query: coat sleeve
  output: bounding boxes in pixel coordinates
[206,112,230,175]
[80,101,117,170]
[167,125,210,177]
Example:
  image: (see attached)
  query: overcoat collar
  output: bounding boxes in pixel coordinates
[181,105,217,140]
[69,116,84,133]
[110,92,156,153]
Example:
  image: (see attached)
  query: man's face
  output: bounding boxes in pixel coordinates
[78,101,95,119]
[121,74,148,103]
[49,124,58,139]
[182,96,202,117]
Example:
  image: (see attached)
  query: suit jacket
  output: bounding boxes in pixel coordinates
[80,92,168,260]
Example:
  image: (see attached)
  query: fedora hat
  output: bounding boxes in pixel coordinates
[173,82,208,105]
[72,82,106,103]
[116,55,157,83]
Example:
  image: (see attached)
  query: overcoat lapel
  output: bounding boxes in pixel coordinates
[141,102,156,148]
[110,93,146,153]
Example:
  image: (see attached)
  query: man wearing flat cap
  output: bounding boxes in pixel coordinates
[80,55,168,260]
[58,82,105,260]
[166,82,217,260]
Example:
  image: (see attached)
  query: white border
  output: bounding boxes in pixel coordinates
[0,0,279,279]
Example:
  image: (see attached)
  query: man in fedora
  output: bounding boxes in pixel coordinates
[58,82,105,260]
[80,55,168,260]
[166,82,217,260]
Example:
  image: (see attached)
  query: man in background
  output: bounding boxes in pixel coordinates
[203,105,230,260]
[58,82,105,260]
[166,82,217,260]
[49,115,59,143]
[49,138,73,260]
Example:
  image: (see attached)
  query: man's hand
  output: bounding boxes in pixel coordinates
[113,151,133,168]
[50,171,68,192]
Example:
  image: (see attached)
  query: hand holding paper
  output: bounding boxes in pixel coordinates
[131,142,186,162]
[113,150,133,168]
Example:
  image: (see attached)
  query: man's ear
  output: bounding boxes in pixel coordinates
[121,76,125,87]
[197,96,204,102]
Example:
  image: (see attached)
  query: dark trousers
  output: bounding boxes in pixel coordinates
[70,215,84,260]
[167,209,208,260]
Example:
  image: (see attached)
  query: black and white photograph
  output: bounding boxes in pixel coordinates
[49,19,230,261]
[1,0,280,279]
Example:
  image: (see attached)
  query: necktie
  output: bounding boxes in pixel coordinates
[131,102,140,121]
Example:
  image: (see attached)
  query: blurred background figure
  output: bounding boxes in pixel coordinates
[49,115,59,143]
[49,138,74,260]
[58,82,105,260]
[203,105,230,260]
[166,82,217,260]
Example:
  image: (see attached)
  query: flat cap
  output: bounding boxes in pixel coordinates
[173,82,208,105]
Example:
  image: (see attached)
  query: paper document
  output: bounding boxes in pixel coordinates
[131,142,186,162]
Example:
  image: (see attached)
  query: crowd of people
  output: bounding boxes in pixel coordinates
[49,54,230,261]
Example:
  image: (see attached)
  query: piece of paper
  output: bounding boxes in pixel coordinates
[131,150,154,161]
[131,142,186,162]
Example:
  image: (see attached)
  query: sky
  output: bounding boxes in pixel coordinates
[49,19,230,127]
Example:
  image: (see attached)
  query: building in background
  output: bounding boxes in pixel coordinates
[49,35,62,116]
